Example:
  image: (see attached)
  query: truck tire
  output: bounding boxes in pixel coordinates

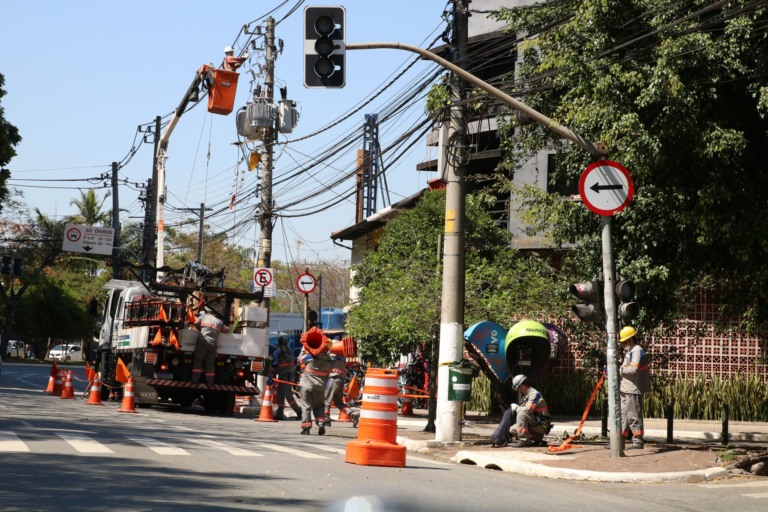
[220,393,236,417]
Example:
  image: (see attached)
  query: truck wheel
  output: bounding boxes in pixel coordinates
[220,393,236,417]
[203,393,220,414]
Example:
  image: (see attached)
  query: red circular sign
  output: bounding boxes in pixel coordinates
[296,273,317,294]
[578,160,634,216]
[253,268,273,287]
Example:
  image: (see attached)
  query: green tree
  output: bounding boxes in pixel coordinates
[0,73,22,213]
[493,1,768,331]
[0,208,65,355]
[347,190,566,365]
[67,189,112,226]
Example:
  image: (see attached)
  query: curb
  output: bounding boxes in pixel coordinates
[450,450,730,483]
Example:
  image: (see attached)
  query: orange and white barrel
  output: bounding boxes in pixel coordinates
[345,368,406,467]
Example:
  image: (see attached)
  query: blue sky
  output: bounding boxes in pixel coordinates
[1,1,453,266]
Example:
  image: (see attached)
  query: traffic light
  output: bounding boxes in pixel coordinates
[1,256,10,276]
[304,6,346,88]
[570,276,604,326]
[12,257,23,277]
[615,276,639,326]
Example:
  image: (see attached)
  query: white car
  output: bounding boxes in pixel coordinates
[5,340,25,359]
[48,344,84,362]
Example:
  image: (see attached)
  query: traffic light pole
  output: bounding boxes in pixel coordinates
[346,42,609,157]
[601,216,624,458]
[347,37,608,444]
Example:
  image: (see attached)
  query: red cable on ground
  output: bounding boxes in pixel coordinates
[547,371,605,454]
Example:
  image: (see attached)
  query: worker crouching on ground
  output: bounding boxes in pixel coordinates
[324,352,351,425]
[491,374,552,448]
[271,337,302,420]
[192,310,229,387]
[298,326,332,435]
[619,326,652,449]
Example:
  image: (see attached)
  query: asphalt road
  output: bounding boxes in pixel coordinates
[2,362,767,511]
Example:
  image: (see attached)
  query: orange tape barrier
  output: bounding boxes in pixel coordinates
[271,377,299,387]
[547,371,605,454]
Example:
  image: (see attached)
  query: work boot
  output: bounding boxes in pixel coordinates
[273,407,286,421]
[515,439,534,448]
[318,424,326,436]
[351,410,360,428]
[300,426,311,435]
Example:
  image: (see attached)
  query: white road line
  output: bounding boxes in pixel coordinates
[406,455,452,466]
[186,437,262,457]
[302,443,344,455]
[698,481,768,489]
[257,443,328,459]
[0,431,29,452]
[744,493,768,499]
[127,437,191,456]
[56,432,113,454]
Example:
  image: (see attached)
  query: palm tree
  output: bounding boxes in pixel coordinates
[68,189,111,226]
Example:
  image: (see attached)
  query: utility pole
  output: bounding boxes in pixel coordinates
[433,0,468,443]
[179,203,212,264]
[256,16,276,314]
[111,161,122,279]
[142,115,161,282]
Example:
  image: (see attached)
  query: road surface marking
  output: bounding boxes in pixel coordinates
[186,437,262,457]
[56,432,113,454]
[0,431,29,452]
[257,442,328,459]
[128,436,191,456]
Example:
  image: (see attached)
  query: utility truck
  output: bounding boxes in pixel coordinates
[96,262,268,415]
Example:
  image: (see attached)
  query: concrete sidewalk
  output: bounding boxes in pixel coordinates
[394,414,768,483]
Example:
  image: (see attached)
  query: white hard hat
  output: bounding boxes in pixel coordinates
[511,374,528,391]
[224,46,234,54]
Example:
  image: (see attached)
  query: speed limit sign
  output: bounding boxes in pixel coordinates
[296,273,317,294]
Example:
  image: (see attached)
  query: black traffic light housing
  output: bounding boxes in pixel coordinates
[304,6,346,88]
[570,276,605,327]
[615,275,639,326]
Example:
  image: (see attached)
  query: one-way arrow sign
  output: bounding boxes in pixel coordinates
[579,160,634,216]
[296,272,317,294]
[590,183,623,193]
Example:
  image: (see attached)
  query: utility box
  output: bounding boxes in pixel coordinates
[447,360,478,401]
[208,69,240,115]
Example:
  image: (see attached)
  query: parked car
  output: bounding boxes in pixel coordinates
[5,340,25,359]
[48,344,84,362]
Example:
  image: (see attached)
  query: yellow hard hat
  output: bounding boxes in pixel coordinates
[619,326,636,342]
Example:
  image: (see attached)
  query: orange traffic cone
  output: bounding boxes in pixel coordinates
[85,375,104,406]
[336,394,353,422]
[255,385,277,422]
[60,371,76,399]
[345,368,406,468]
[400,399,414,417]
[51,371,65,396]
[45,361,60,393]
[118,377,137,413]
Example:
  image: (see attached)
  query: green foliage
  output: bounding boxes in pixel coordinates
[67,189,112,226]
[347,190,566,365]
[534,371,768,421]
[493,1,768,332]
[0,73,22,212]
